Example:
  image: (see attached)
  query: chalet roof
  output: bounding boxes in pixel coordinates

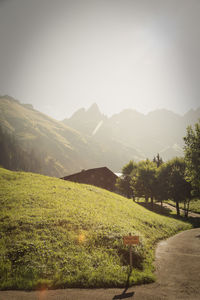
[61,166,118,180]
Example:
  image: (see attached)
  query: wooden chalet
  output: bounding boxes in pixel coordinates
[61,167,118,192]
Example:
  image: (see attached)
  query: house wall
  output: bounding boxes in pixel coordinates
[62,167,117,191]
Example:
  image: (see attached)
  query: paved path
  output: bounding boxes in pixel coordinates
[0,228,200,300]
[161,202,200,218]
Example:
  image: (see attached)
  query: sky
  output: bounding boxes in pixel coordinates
[0,0,200,120]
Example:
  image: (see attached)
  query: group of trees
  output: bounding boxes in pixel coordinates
[184,121,200,197]
[116,120,200,217]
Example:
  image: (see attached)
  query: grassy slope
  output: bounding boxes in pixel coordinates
[0,168,191,290]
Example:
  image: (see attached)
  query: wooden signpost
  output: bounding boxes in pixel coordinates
[123,233,139,269]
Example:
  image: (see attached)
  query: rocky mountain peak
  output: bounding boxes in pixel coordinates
[87,103,101,117]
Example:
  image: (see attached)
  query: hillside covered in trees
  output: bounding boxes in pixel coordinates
[0,126,42,173]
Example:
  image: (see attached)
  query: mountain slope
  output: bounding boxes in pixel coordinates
[64,105,200,161]
[2,96,200,176]
[0,167,191,289]
[64,103,107,135]
[0,96,103,176]
[63,105,145,163]
[1,97,144,175]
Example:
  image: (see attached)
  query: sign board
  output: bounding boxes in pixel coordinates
[123,235,139,245]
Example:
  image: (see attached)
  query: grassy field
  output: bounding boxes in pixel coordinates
[165,199,200,214]
[0,167,191,290]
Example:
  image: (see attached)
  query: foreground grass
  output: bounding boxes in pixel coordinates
[165,199,200,214]
[0,168,191,290]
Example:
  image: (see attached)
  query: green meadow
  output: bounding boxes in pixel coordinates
[165,199,200,214]
[0,167,191,290]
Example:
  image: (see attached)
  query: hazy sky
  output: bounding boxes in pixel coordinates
[0,0,200,120]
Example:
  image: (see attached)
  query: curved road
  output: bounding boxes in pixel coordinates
[0,228,200,300]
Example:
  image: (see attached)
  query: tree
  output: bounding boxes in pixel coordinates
[116,176,133,198]
[122,160,135,176]
[153,153,163,168]
[183,120,200,197]
[116,160,137,198]
[131,159,157,203]
[157,157,192,216]
[156,163,169,207]
[168,158,187,216]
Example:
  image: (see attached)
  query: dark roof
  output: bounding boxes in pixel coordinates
[61,166,118,180]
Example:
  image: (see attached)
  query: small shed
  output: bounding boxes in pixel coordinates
[61,167,118,192]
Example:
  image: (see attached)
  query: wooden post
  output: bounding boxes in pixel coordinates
[129,233,132,270]
[123,233,139,271]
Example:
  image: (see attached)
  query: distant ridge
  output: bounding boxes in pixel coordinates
[63,103,200,161]
[0,96,143,176]
[63,103,107,135]
[0,96,101,176]
[1,95,200,176]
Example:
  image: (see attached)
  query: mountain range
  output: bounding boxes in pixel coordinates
[63,102,200,161]
[0,96,103,176]
[1,95,200,177]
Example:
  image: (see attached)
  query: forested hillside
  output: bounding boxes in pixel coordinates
[0,126,42,173]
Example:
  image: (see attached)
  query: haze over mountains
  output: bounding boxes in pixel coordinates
[1,95,200,177]
[63,102,200,161]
